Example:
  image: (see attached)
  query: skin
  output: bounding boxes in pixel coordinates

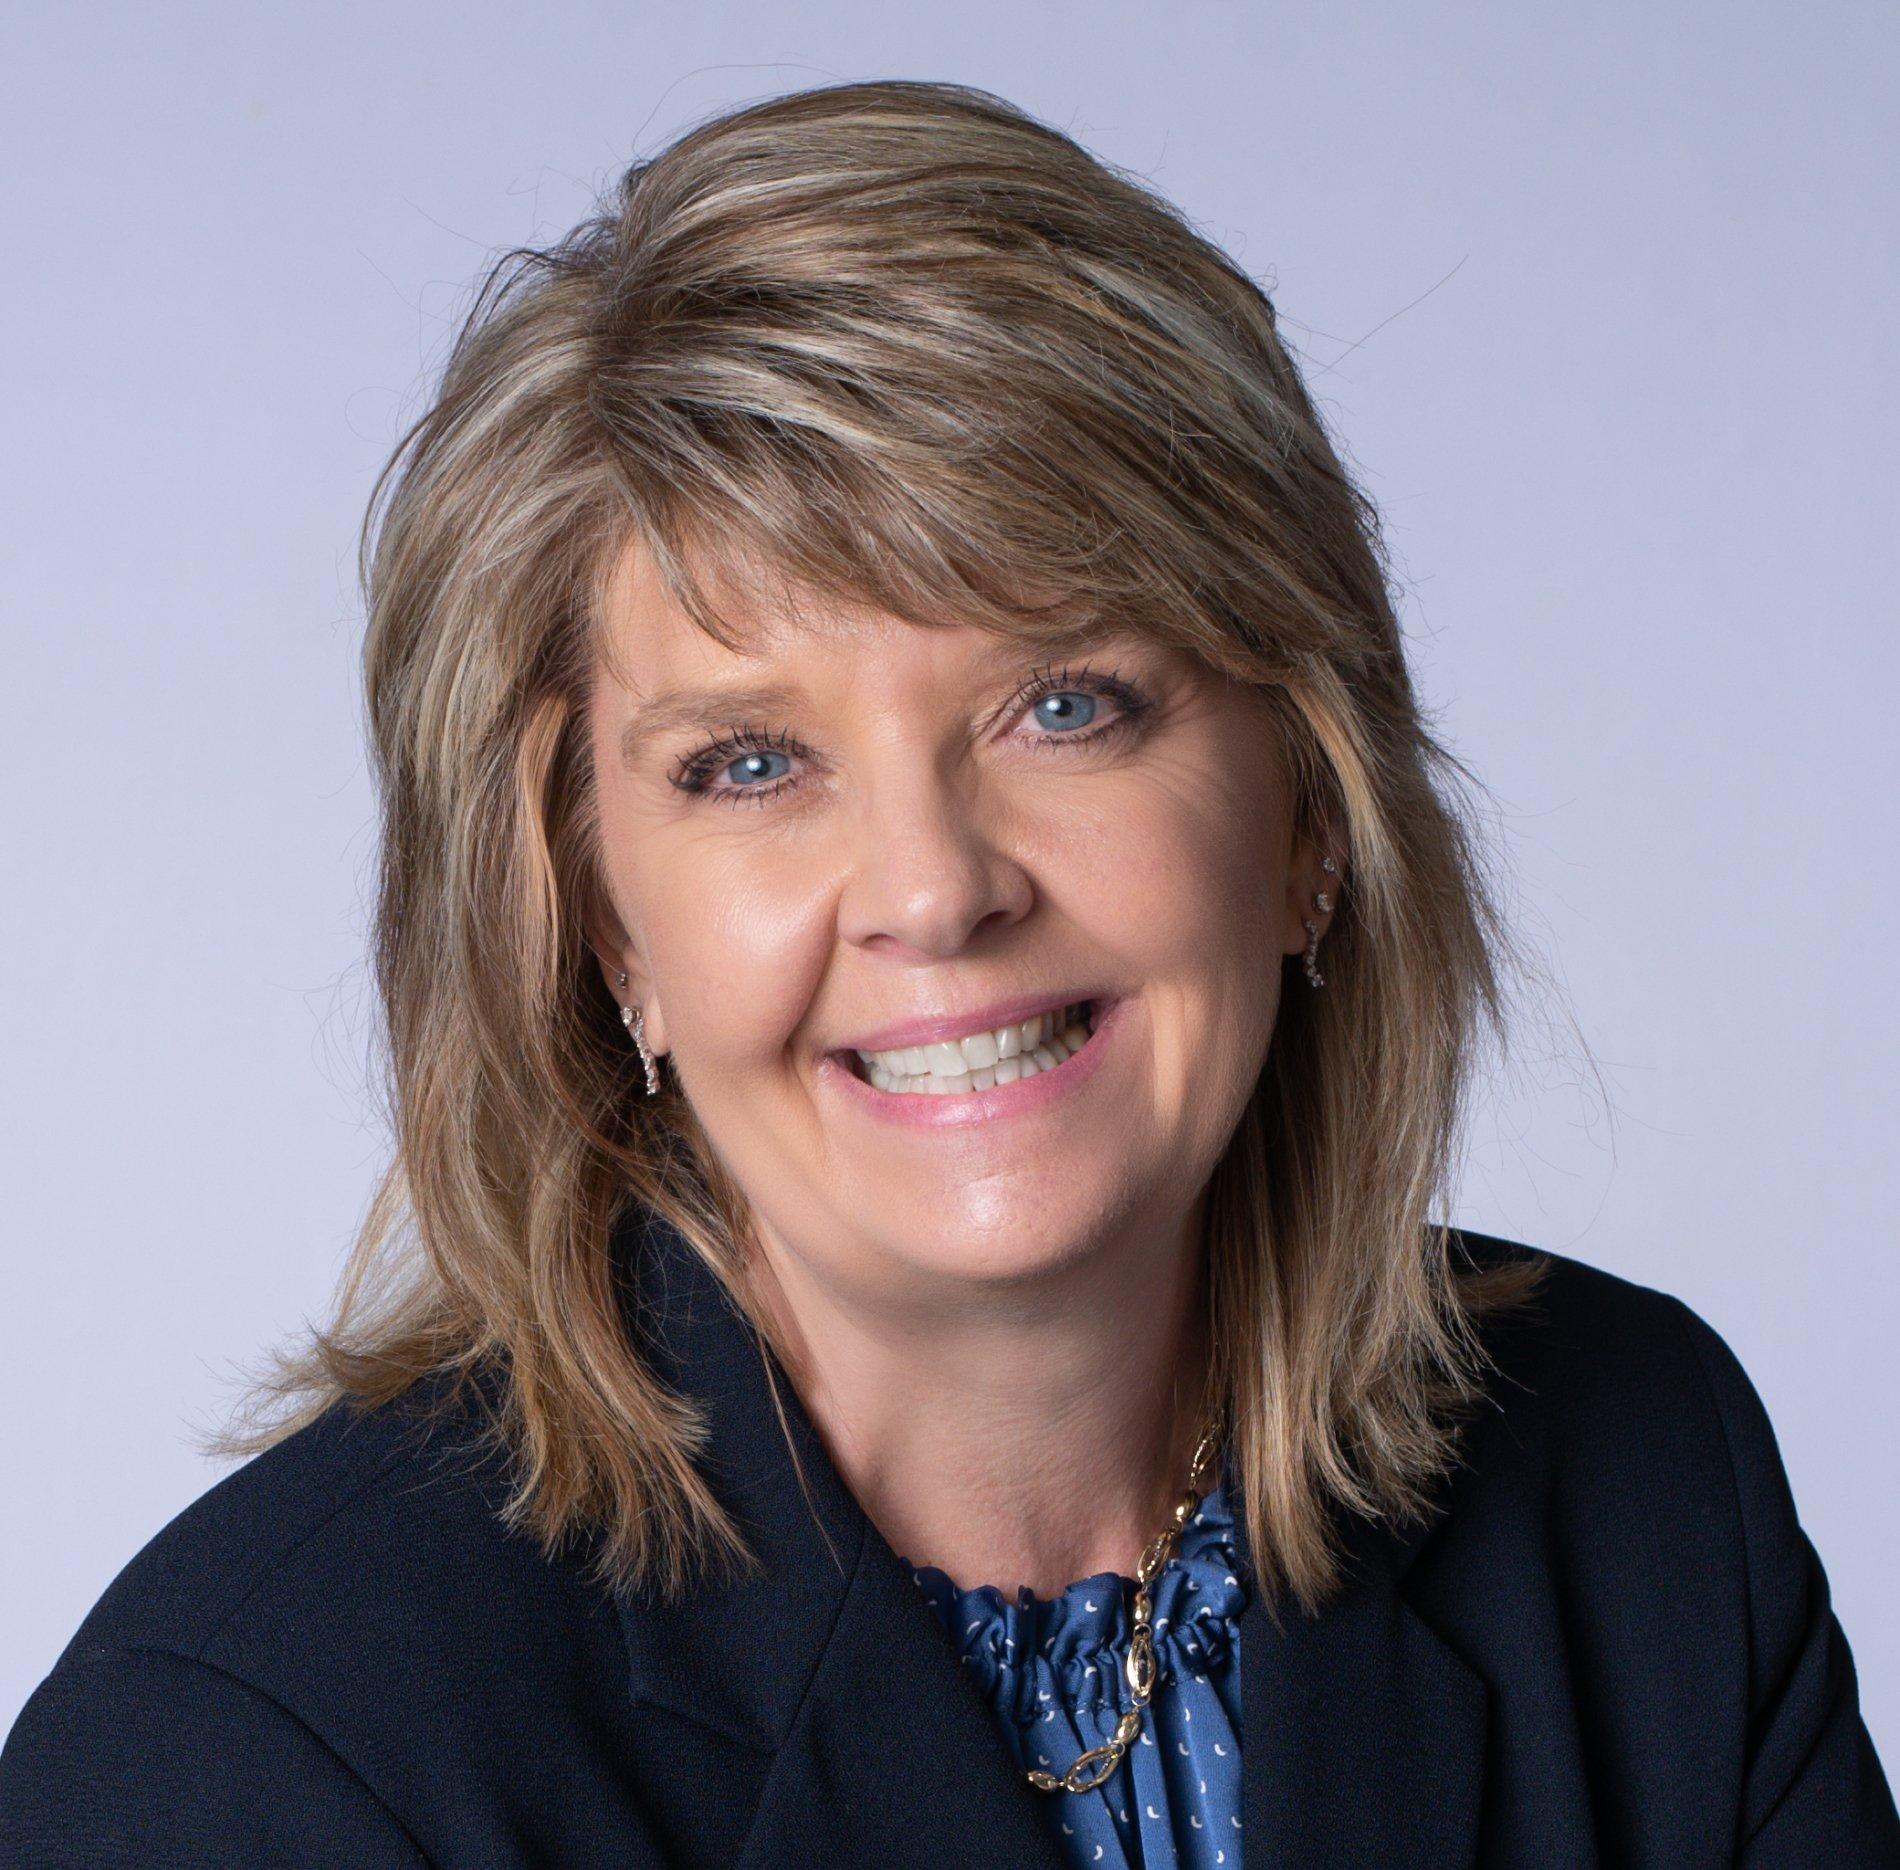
[584,541,1335,1598]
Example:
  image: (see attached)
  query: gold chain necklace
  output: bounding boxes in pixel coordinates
[1024,1408,1227,1796]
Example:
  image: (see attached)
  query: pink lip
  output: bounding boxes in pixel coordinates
[828,987,1113,1056]
[817,993,1130,1129]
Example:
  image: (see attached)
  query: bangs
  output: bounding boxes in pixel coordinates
[575,217,1264,679]
[589,398,1143,673]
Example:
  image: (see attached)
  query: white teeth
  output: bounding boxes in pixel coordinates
[856,1003,1094,1095]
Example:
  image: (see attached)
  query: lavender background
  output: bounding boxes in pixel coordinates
[4,0,1894,1762]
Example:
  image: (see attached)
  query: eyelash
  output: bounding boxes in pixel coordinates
[669,661,1154,809]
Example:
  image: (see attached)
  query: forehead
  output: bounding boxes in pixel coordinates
[598,540,887,683]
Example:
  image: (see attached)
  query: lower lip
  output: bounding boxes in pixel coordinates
[817,997,1129,1129]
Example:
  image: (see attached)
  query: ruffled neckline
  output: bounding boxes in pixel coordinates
[903,1477,1247,1725]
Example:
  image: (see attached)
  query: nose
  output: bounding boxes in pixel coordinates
[832,756,1034,960]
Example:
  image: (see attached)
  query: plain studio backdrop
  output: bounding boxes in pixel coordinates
[2,0,1894,1762]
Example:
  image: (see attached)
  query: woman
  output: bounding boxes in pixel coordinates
[2,77,1894,1869]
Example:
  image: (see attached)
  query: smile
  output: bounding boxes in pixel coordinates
[848,1000,1095,1093]
[820,996,1127,1128]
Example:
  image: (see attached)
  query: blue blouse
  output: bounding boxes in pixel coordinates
[904,1477,1246,1869]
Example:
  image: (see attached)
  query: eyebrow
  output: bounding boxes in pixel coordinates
[619,681,811,768]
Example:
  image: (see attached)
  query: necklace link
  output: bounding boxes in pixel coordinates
[1023,1407,1226,1797]
[1124,1625,1157,1699]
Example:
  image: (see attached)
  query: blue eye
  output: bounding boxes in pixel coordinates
[670,724,804,807]
[1033,690,1099,731]
[669,662,1151,808]
[723,750,791,786]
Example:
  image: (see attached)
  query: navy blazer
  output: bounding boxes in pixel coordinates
[4,1209,1898,1868]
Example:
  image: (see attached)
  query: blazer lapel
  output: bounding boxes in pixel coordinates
[611,1201,1485,1867]
[1236,1467,1489,1868]
[609,1203,1068,1869]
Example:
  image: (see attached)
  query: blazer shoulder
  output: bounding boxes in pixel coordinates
[1438,1229,1900,1855]
[1440,1225,1824,1621]
[47,1368,512,1675]
[2,1374,535,1865]
[6,1367,665,1866]
[1448,1224,1733,1421]
[1437,1224,1799,1531]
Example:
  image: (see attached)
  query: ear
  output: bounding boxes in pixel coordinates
[1279,828,1343,959]
[580,890,670,1057]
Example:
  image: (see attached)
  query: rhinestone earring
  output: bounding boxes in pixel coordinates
[1302,853,1339,989]
[615,971,662,1095]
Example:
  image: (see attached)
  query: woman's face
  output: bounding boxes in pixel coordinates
[586,543,1326,1312]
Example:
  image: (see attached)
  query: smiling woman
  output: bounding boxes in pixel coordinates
[4,77,1895,1870]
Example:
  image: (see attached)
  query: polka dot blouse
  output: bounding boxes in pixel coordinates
[904,1476,1246,1869]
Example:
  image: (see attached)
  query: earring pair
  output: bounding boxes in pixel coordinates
[616,971,662,1095]
[1301,854,1339,989]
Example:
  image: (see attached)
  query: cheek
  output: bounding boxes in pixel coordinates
[638,844,831,1066]
[1057,768,1284,1113]
[1056,775,1274,970]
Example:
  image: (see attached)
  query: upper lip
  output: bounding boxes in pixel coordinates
[831,988,1110,1056]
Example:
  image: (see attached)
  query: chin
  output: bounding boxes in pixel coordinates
[863,1204,1121,1290]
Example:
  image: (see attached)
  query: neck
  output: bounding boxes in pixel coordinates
[740,1199,1215,1600]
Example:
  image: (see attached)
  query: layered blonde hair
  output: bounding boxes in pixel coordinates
[210,78,1555,1618]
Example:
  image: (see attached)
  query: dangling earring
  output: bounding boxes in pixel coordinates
[1301,920,1325,988]
[615,972,662,1095]
[1302,853,1339,989]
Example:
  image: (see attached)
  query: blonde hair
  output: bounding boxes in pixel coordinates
[208,77,1557,1618]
